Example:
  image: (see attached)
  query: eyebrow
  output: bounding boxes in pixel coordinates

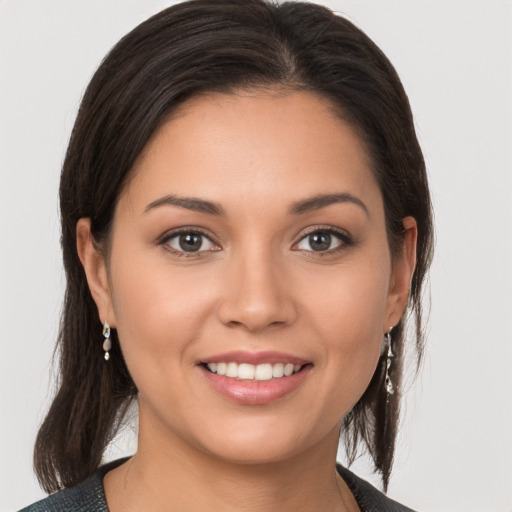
[143,192,369,217]
[144,195,226,216]
[289,193,369,216]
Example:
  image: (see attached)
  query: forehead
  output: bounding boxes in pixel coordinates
[122,90,381,214]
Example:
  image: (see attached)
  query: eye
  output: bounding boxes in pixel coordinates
[295,228,350,253]
[163,230,218,254]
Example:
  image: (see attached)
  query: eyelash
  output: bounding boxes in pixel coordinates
[294,226,353,256]
[158,227,219,258]
[158,225,352,258]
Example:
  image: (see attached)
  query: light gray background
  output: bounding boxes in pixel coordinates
[1,1,511,511]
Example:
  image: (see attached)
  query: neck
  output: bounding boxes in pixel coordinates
[104,416,357,512]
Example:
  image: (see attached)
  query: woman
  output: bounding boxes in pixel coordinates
[21,0,433,510]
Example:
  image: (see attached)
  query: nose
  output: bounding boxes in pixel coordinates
[216,248,297,333]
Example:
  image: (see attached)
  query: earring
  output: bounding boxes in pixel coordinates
[102,321,111,361]
[384,328,394,395]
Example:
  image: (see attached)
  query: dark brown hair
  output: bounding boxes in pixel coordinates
[34,0,433,493]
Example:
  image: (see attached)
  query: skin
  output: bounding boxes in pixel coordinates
[77,90,417,512]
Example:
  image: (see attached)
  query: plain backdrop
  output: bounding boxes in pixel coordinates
[1,1,511,511]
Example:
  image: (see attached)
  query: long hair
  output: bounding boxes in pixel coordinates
[34,0,433,493]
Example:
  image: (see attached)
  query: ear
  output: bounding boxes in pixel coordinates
[385,216,417,329]
[76,218,116,327]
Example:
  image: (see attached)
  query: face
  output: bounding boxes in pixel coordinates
[80,90,415,466]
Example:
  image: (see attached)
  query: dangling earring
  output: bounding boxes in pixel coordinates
[384,328,394,395]
[102,321,111,361]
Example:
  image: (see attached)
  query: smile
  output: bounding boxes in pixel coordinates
[206,362,303,381]
[199,353,312,405]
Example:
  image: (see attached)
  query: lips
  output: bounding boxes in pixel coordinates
[198,351,312,405]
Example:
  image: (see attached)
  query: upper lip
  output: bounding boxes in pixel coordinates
[200,350,310,366]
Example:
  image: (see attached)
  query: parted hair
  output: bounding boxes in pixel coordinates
[34,0,433,493]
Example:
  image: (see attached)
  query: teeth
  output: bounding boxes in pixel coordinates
[206,362,303,381]
[255,363,273,381]
[272,363,284,378]
[226,362,238,378]
[216,362,226,376]
[238,363,255,380]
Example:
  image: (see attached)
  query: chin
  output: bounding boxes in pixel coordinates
[185,415,334,467]
[203,438,305,467]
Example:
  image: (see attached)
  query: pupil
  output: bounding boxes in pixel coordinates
[310,232,331,251]
[179,233,202,252]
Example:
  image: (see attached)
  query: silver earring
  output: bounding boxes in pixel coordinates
[384,328,394,395]
[102,321,111,361]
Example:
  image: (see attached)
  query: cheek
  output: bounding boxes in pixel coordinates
[305,251,390,338]
[108,252,218,379]
[300,255,390,398]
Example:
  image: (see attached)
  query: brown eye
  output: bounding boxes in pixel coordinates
[179,233,202,252]
[295,229,349,253]
[165,231,217,254]
[308,232,332,251]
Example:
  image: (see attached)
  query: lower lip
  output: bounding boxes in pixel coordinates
[199,365,312,405]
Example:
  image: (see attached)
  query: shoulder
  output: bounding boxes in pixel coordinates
[18,459,127,512]
[18,476,106,512]
[337,464,417,512]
